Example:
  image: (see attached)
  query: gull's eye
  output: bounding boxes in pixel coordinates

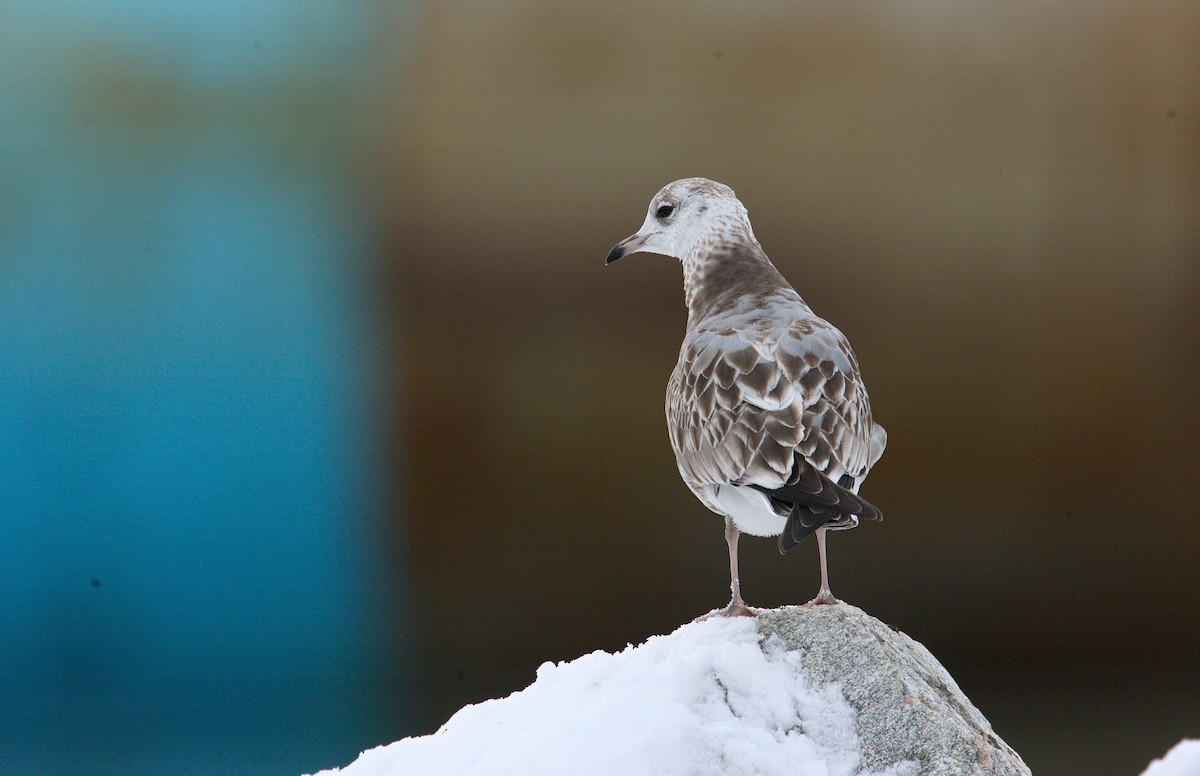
[655,203,675,220]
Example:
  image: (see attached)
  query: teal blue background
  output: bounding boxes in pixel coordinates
[0,3,411,773]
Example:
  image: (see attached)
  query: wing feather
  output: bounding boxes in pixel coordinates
[668,309,885,540]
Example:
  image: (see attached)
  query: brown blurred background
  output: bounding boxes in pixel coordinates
[377,2,1200,774]
[13,0,1194,773]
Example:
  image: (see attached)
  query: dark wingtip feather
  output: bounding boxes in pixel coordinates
[761,465,882,553]
[777,504,830,554]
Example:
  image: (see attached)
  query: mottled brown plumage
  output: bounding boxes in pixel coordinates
[607,178,885,612]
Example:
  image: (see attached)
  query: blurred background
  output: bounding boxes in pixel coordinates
[2,1,1197,774]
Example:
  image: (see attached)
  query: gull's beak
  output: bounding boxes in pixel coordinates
[605,233,649,265]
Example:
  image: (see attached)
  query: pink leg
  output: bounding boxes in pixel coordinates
[805,526,841,606]
[718,516,755,617]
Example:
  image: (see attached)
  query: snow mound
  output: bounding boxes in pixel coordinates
[311,614,906,776]
[1141,740,1200,776]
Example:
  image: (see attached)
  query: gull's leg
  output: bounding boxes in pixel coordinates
[720,516,755,617]
[805,525,841,606]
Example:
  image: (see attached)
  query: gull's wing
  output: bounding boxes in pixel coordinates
[667,312,884,548]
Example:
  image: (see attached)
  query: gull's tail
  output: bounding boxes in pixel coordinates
[749,463,882,554]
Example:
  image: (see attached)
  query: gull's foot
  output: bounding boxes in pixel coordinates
[719,601,757,617]
[695,601,758,621]
[803,591,842,606]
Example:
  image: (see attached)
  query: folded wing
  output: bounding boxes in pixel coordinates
[667,314,884,551]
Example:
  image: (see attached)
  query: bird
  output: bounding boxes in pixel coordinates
[606,178,886,614]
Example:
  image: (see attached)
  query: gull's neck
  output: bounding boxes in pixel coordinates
[681,228,798,329]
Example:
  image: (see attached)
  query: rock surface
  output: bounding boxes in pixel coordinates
[758,605,1029,776]
[312,605,1030,776]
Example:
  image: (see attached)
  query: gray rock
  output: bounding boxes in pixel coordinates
[756,605,1030,776]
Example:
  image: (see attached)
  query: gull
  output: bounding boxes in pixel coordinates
[606,178,886,613]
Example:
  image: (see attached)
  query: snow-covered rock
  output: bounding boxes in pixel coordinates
[1141,740,1200,776]
[311,605,1029,776]
[758,605,1028,775]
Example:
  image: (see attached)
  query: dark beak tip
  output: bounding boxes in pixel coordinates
[605,244,626,265]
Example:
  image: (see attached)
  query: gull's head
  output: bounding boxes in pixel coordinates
[606,178,755,265]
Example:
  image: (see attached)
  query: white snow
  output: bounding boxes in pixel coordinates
[1141,740,1200,776]
[311,615,911,776]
